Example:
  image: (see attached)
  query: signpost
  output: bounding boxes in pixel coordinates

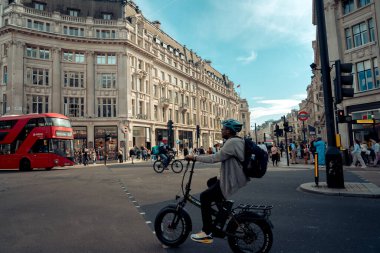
[298,111,309,143]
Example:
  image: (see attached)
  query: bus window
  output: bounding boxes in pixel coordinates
[51,139,74,157]
[30,139,49,153]
[45,117,71,128]
[0,132,8,141]
[0,144,11,154]
[0,120,17,130]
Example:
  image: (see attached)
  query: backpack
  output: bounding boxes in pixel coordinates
[238,138,269,178]
[152,145,160,155]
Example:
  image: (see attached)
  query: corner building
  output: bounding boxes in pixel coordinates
[0,0,244,159]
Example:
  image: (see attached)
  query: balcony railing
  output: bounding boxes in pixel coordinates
[135,114,148,120]
[159,97,170,107]
[180,103,188,112]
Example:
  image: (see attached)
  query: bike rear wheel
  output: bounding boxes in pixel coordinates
[154,206,192,247]
[171,160,183,173]
[226,212,273,253]
[153,160,165,173]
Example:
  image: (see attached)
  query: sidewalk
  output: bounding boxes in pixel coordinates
[72,157,150,168]
[274,158,380,198]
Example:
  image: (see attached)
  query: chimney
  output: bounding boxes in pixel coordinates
[152,20,161,29]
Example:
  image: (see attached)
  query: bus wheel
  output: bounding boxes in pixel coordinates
[20,159,31,171]
[45,167,53,171]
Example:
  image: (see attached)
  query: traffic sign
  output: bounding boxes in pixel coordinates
[298,111,309,121]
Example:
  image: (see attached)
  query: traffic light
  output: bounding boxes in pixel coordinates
[337,109,352,123]
[274,124,281,136]
[283,121,289,132]
[167,120,173,132]
[334,60,354,104]
[196,125,200,139]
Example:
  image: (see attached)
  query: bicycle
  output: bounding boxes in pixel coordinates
[153,151,183,173]
[154,160,274,253]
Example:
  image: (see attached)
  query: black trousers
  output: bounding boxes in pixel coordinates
[200,177,224,234]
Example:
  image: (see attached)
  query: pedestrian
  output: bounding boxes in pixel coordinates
[351,139,366,168]
[118,149,123,163]
[129,148,135,164]
[303,145,309,164]
[314,137,326,166]
[290,141,297,164]
[371,139,380,166]
[271,144,279,166]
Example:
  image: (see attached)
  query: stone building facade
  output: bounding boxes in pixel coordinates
[0,0,246,159]
[312,0,380,148]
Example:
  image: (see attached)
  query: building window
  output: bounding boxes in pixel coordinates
[374,58,379,89]
[96,53,116,65]
[64,97,84,117]
[33,2,45,11]
[26,95,49,113]
[102,13,112,20]
[99,73,116,89]
[27,19,50,32]
[27,68,49,86]
[353,21,369,47]
[343,0,355,15]
[3,66,7,85]
[358,0,371,8]
[68,9,80,17]
[63,26,84,37]
[153,85,158,97]
[63,51,85,63]
[96,30,116,39]
[345,28,353,50]
[2,95,7,115]
[154,105,158,120]
[97,98,116,117]
[64,71,84,88]
[26,46,50,59]
[356,60,373,91]
[369,18,375,42]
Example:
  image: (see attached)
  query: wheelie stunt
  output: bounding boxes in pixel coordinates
[154,119,273,253]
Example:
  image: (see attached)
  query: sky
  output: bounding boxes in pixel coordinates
[136,0,316,126]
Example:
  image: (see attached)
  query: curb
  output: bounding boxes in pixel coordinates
[299,182,380,198]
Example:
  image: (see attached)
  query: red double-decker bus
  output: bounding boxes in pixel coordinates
[0,113,75,171]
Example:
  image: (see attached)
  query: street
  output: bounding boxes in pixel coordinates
[1,161,380,253]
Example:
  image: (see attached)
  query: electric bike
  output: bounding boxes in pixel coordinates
[154,160,274,253]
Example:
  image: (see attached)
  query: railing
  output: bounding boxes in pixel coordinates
[160,97,171,105]
[61,14,86,23]
[24,6,52,18]
[135,114,148,120]
[94,19,118,26]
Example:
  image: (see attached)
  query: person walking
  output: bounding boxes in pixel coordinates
[313,137,326,166]
[372,139,380,167]
[129,148,135,164]
[271,144,279,166]
[290,141,297,164]
[351,139,367,168]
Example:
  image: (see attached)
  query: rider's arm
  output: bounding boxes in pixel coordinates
[195,139,244,164]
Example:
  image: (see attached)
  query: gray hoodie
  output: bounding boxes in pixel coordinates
[196,137,249,198]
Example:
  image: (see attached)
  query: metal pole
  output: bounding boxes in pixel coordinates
[316,0,344,188]
[255,123,258,143]
[283,116,289,166]
[303,121,306,143]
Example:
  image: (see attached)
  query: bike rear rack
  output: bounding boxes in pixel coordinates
[236,204,273,216]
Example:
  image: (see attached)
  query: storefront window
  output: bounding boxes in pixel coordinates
[94,126,118,160]
[133,126,151,149]
[73,126,87,151]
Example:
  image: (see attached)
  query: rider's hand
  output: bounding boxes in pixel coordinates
[185,155,196,161]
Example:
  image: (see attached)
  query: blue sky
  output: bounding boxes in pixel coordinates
[136,0,316,126]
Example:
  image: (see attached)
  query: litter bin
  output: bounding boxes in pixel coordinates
[341,149,351,166]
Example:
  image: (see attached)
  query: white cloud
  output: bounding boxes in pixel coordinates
[250,98,302,125]
[237,51,257,64]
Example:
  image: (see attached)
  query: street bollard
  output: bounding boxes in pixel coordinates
[314,153,319,187]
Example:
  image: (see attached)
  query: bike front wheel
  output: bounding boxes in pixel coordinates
[154,205,192,247]
[153,160,165,173]
[226,212,273,253]
[171,160,183,173]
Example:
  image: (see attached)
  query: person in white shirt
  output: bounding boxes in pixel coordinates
[257,142,268,153]
[351,139,367,168]
[371,139,380,166]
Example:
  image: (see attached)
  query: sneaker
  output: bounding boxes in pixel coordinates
[361,166,367,169]
[190,231,213,244]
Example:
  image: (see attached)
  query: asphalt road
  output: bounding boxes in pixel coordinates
[1,161,380,253]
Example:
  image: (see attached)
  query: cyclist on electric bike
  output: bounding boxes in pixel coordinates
[157,135,170,169]
[185,118,249,244]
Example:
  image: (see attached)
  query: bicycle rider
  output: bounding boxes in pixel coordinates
[157,135,170,169]
[185,118,249,244]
